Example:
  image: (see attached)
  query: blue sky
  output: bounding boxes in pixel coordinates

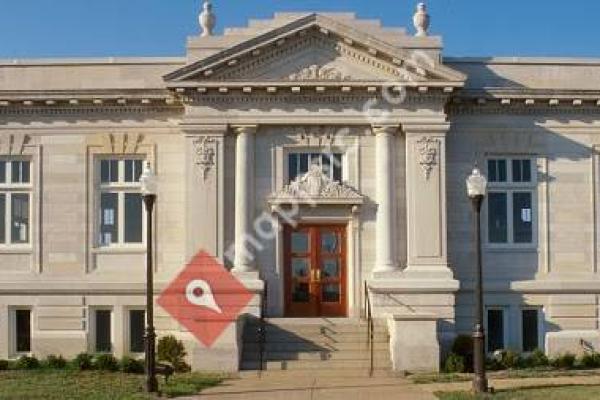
[1,0,599,59]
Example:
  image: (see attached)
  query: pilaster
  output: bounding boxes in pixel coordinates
[403,123,453,280]
[182,124,227,263]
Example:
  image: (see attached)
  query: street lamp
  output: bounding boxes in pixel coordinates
[466,167,488,394]
[140,162,158,393]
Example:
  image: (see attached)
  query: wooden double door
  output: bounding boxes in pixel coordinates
[284,224,347,317]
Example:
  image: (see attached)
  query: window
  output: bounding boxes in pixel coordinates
[98,158,144,247]
[94,309,112,353]
[487,158,536,245]
[288,153,343,183]
[0,160,31,246]
[486,307,507,353]
[12,308,31,354]
[129,310,145,353]
[522,308,542,352]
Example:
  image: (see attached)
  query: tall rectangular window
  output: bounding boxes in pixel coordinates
[487,158,536,245]
[0,159,32,246]
[98,158,145,247]
[522,309,540,352]
[129,310,145,353]
[95,310,112,353]
[486,308,506,353]
[288,153,343,183]
[15,309,31,353]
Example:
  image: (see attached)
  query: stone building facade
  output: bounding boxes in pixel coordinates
[1,5,600,372]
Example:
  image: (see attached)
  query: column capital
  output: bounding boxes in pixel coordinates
[232,125,258,135]
[371,124,400,136]
[401,123,450,137]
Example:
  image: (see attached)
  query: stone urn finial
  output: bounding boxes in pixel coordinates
[199,1,216,37]
[413,2,430,37]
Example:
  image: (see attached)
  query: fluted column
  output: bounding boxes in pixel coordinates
[232,125,257,273]
[373,125,399,273]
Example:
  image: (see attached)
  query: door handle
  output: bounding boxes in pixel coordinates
[315,269,321,282]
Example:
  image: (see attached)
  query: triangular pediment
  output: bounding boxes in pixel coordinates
[164,14,466,86]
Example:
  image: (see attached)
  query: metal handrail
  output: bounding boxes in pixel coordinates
[364,281,374,377]
[258,281,268,374]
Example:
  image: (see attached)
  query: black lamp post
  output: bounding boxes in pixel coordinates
[466,167,488,394]
[140,162,158,393]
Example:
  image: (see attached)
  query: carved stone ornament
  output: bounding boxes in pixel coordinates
[271,164,363,205]
[295,126,338,147]
[413,2,430,37]
[193,136,217,180]
[199,1,216,37]
[0,133,28,155]
[289,65,350,81]
[416,136,439,179]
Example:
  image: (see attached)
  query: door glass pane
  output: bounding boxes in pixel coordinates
[0,161,6,183]
[513,192,533,243]
[292,283,310,303]
[332,154,342,182]
[321,232,338,253]
[291,232,309,253]
[0,194,5,244]
[488,159,507,183]
[488,193,507,243]
[11,194,29,244]
[129,310,145,353]
[322,259,339,278]
[487,309,505,352]
[322,284,340,303]
[15,309,31,353]
[522,309,539,352]
[100,193,118,246]
[291,258,309,278]
[513,159,532,183]
[124,193,143,243]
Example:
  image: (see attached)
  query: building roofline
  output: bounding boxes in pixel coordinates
[444,56,600,66]
[0,56,186,67]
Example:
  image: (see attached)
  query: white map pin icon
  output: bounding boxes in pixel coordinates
[185,279,223,314]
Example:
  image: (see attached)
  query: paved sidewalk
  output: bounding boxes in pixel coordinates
[186,374,436,400]
[419,374,600,394]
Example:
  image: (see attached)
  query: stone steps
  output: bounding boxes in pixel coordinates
[241,318,391,376]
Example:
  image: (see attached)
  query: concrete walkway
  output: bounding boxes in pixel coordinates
[188,374,436,399]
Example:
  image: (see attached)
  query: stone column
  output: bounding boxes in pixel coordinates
[232,125,257,273]
[373,125,400,274]
[403,123,452,279]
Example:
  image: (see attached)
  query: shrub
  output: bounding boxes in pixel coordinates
[523,349,549,368]
[94,354,119,371]
[500,350,522,370]
[158,335,190,372]
[15,356,40,370]
[120,356,144,374]
[45,354,67,369]
[552,352,576,369]
[450,335,473,372]
[486,356,503,371]
[0,360,9,371]
[73,353,94,371]
[579,352,600,369]
[443,353,465,373]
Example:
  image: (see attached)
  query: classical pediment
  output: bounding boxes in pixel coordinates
[269,164,364,206]
[164,13,466,86]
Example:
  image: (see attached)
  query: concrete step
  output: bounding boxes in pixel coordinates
[239,369,398,379]
[243,331,388,343]
[242,350,390,362]
[243,340,389,352]
[241,359,392,371]
[245,320,386,334]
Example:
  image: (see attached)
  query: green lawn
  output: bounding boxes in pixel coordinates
[0,370,224,400]
[436,385,600,400]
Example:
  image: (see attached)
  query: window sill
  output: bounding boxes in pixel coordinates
[92,247,146,255]
[0,247,33,255]
[484,246,538,254]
